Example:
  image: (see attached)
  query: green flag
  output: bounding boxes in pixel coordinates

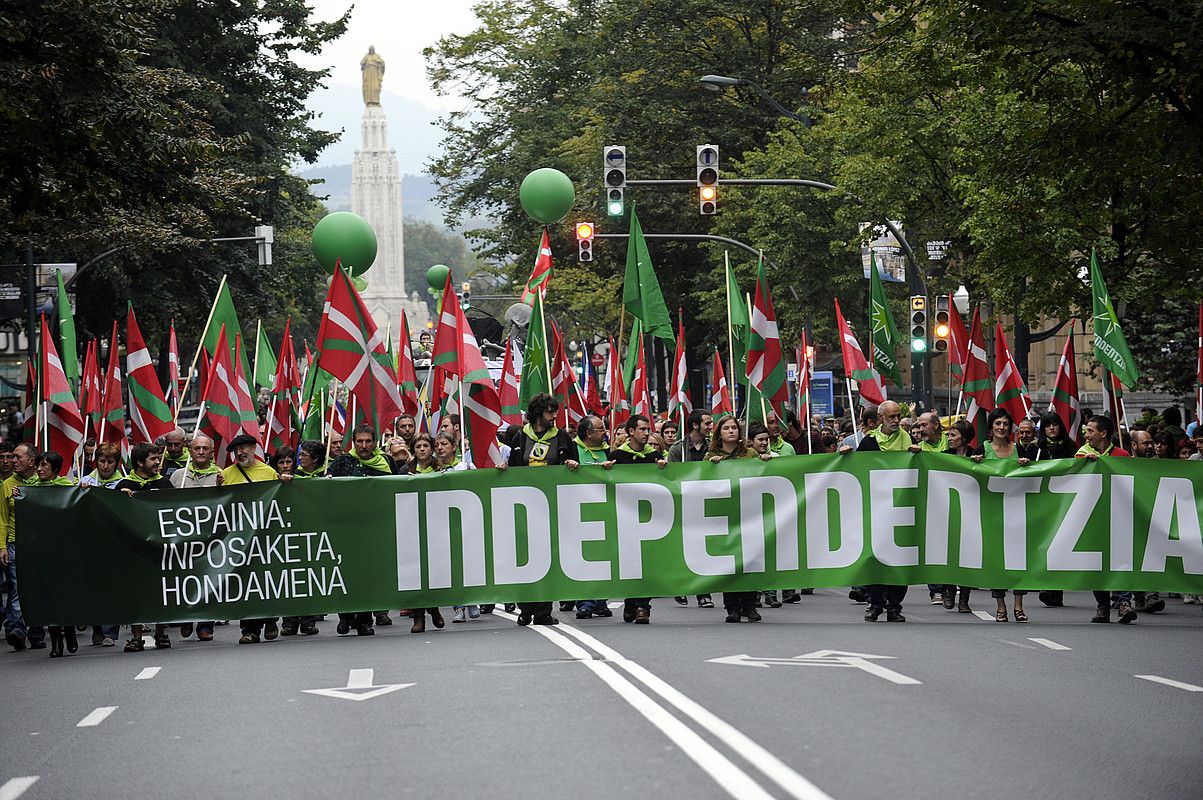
[623,205,674,343]
[299,360,333,441]
[201,278,251,385]
[868,253,903,386]
[1090,250,1139,387]
[55,270,78,387]
[253,322,277,390]
[518,291,550,408]
[726,261,749,388]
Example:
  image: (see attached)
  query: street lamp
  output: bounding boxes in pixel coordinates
[953,284,970,315]
[698,74,811,126]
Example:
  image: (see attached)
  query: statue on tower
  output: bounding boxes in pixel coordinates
[360,45,385,105]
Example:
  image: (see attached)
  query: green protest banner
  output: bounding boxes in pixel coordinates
[18,454,1203,624]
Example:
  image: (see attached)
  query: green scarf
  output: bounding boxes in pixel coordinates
[39,476,77,486]
[294,467,326,479]
[918,433,948,453]
[869,427,912,452]
[522,423,560,444]
[183,463,221,479]
[412,462,438,474]
[439,456,462,471]
[350,447,392,474]
[617,441,657,460]
[1076,441,1113,458]
[123,470,163,488]
[574,436,609,464]
[87,468,125,484]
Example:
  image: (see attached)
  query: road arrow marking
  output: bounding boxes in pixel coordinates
[707,651,921,685]
[302,669,415,702]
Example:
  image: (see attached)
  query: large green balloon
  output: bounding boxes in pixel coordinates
[427,264,450,290]
[519,168,575,223]
[312,212,377,276]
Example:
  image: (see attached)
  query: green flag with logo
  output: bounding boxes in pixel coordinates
[518,291,550,408]
[253,322,277,390]
[623,205,674,344]
[868,253,903,387]
[1089,250,1139,387]
[55,269,79,387]
[726,260,749,388]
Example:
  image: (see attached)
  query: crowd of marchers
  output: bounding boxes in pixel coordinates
[2,393,1199,658]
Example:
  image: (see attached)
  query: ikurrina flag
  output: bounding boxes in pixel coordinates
[520,228,553,305]
[948,295,969,384]
[1049,326,1082,445]
[710,349,733,418]
[962,307,994,446]
[99,321,128,458]
[549,324,586,431]
[267,319,301,455]
[316,265,403,434]
[498,337,522,427]
[125,304,175,444]
[1089,250,1139,388]
[745,257,789,420]
[79,339,102,428]
[199,325,261,465]
[605,335,629,429]
[668,315,692,420]
[38,315,86,474]
[993,322,1031,426]
[397,312,422,419]
[868,253,903,387]
[166,320,181,411]
[630,331,653,419]
[834,298,885,407]
[581,351,604,416]
[432,270,504,467]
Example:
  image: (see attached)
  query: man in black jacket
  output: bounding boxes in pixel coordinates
[609,415,667,624]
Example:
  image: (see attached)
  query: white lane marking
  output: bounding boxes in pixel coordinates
[516,620,779,800]
[500,612,832,800]
[972,611,995,621]
[77,706,117,727]
[0,777,39,800]
[302,669,415,702]
[1135,675,1203,692]
[347,668,373,689]
[708,651,920,685]
[1027,638,1071,651]
[607,601,624,609]
[135,667,161,680]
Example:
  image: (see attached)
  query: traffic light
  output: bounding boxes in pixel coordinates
[604,145,626,217]
[933,295,950,354]
[460,281,471,310]
[697,144,719,214]
[910,295,928,353]
[575,221,595,262]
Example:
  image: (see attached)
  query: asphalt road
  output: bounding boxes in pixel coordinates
[3,590,1201,800]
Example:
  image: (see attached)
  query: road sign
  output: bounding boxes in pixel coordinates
[302,669,415,702]
[707,650,921,685]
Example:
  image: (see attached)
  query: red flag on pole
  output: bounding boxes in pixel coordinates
[316,265,403,433]
[834,299,885,406]
[993,322,1031,427]
[710,349,733,418]
[948,295,969,384]
[1049,326,1082,445]
[520,228,554,305]
[606,335,629,431]
[80,339,102,427]
[397,312,421,419]
[630,333,653,418]
[125,304,175,444]
[581,353,604,416]
[962,308,994,445]
[796,332,813,427]
[668,314,692,421]
[267,319,301,455]
[746,262,790,419]
[167,319,181,409]
[198,326,260,465]
[550,323,586,430]
[39,315,87,474]
[98,321,129,459]
[498,337,523,427]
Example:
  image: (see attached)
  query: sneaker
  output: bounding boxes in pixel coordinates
[941,590,955,610]
[197,630,214,641]
[674,596,688,606]
[374,612,392,626]
[533,614,560,625]
[763,591,782,608]
[91,630,105,646]
[697,595,714,608]
[504,603,517,613]
[1091,606,1110,623]
[179,623,194,638]
[123,637,144,652]
[886,610,907,622]
[238,633,260,644]
[101,637,116,647]
[622,607,636,623]
[1117,602,1137,624]
[264,621,279,641]
[930,592,943,605]
[634,608,650,624]
[725,613,741,623]
[154,634,171,649]
[452,608,466,623]
[280,621,298,637]
[745,610,762,622]
[849,588,867,603]
[782,590,801,604]
[864,606,883,622]
[1141,593,1166,614]
[467,605,480,619]
[1184,594,1199,605]
[300,623,319,636]
[558,601,575,612]
[336,620,351,635]
[595,606,614,618]
[355,624,374,636]
[575,609,593,619]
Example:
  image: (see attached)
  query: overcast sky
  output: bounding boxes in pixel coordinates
[297,0,481,172]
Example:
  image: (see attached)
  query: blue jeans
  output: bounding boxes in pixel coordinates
[3,544,44,645]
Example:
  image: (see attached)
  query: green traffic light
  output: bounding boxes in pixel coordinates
[607,200,624,216]
[911,338,927,353]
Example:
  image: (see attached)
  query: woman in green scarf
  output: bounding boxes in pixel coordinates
[36,453,77,657]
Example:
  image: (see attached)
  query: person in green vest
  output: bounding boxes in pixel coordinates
[407,434,439,475]
[765,415,797,456]
[1076,415,1138,624]
[294,440,327,479]
[2,443,46,651]
[115,443,174,652]
[909,412,948,454]
[36,451,79,657]
[159,427,189,478]
[610,414,667,624]
[572,415,614,620]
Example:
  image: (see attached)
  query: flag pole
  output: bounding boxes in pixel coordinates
[176,273,229,421]
[745,293,757,429]
[459,378,469,460]
[802,341,813,455]
[724,253,738,418]
[845,378,861,445]
[251,319,262,392]
[324,379,339,466]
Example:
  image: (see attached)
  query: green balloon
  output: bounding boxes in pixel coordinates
[311,212,377,276]
[519,168,575,223]
[427,264,450,290]
[326,274,370,292]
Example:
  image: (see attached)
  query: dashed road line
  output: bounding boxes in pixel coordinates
[971,611,995,621]
[77,706,117,728]
[0,777,39,800]
[1027,638,1071,651]
[135,667,161,680]
[1134,675,1203,692]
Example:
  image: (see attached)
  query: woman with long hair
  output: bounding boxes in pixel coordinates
[408,433,438,474]
[940,419,978,614]
[706,418,759,621]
